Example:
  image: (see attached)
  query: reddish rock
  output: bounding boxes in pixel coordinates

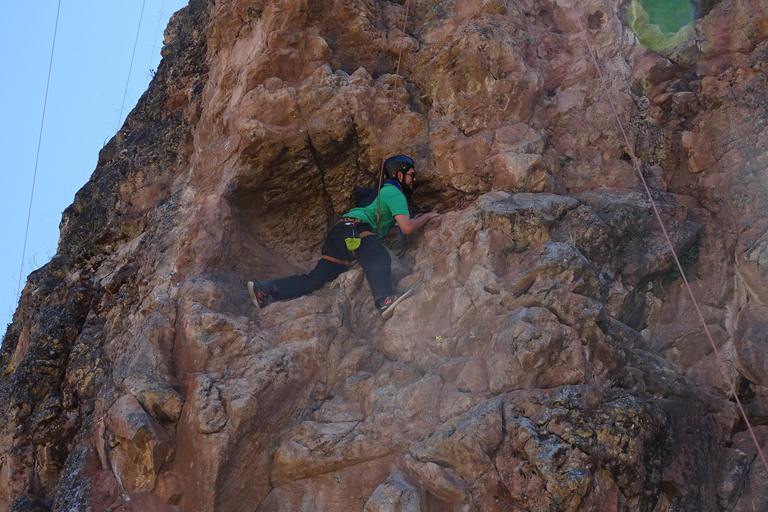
[364,470,421,512]
[407,458,469,504]
[105,394,170,494]
[735,303,768,387]
[730,426,768,512]
[2,0,768,510]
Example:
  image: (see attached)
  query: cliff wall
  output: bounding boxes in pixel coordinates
[1,0,767,510]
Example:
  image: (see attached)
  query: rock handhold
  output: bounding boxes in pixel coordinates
[364,470,421,512]
[104,394,171,494]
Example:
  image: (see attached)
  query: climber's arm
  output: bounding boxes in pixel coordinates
[394,213,441,235]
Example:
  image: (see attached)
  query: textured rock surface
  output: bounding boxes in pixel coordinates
[2,0,768,510]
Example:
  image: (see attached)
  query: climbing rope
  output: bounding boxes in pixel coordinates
[375,0,412,236]
[17,0,151,304]
[118,0,148,129]
[566,0,768,474]
[16,0,63,303]
[145,0,168,89]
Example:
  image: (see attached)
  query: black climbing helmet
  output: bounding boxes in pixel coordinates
[383,155,415,180]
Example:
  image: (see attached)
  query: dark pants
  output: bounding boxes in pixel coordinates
[271,222,394,305]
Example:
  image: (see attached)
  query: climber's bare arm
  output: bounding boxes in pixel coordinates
[394,212,441,235]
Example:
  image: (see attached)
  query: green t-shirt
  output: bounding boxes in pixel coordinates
[344,183,410,238]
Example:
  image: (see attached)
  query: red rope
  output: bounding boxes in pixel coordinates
[565,1,768,473]
[375,0,412,235]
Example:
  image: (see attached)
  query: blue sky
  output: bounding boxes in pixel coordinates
[1,0,189,330]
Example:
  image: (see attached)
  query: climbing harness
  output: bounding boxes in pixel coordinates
[321,255,354,266]
[565,0,768,473]
[329,217,374,260]
[343,221,364,252]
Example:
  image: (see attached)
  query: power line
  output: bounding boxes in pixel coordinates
[16,0,63,302]
[117,0,148,129]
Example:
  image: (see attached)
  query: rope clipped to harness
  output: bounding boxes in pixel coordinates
[375,0,412,236]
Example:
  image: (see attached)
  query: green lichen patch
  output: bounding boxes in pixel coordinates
[626,0,695,52]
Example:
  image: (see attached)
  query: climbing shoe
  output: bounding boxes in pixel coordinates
[379,288,413,319]
[248,281,274,309]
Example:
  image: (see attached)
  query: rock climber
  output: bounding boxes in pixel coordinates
[248,155,441,319]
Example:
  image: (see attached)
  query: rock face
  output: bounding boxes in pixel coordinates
[2,0,768,510]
